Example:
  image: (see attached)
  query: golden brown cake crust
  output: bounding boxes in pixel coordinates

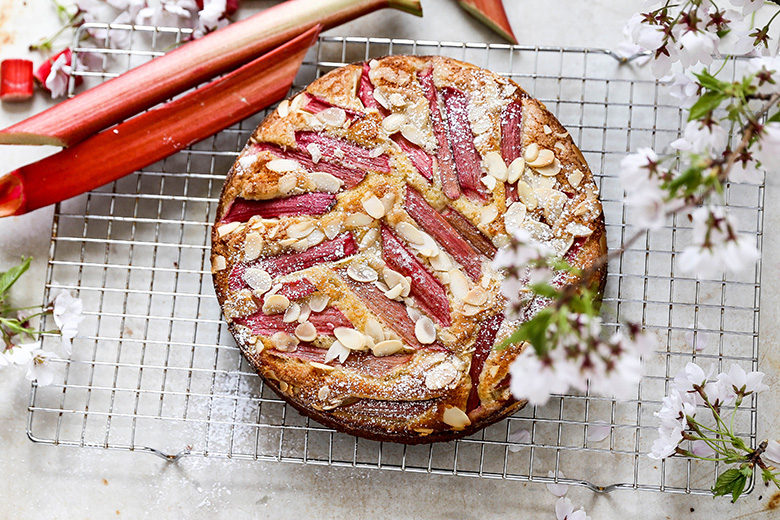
[211,56,607,444]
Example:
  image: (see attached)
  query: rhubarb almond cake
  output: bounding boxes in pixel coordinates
[210,55,606,444]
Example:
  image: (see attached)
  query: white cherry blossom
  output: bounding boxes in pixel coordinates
[717,364,769,398]
[546,470,569,497]
[754,122,780,172]
[52,290,85,353]
[671,120,728,155]
[25,347,60,387]
[765,439,780,466]
[555,497,591,520]
[677,29,718,69]
[730,0,763,16]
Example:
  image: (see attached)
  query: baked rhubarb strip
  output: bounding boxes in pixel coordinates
[441,208,498,258]
[260,232,358,277]
[339,397,438,418]
[466,312,503,413]
[404,187,482,281]
[0,0,423,147]
[296,131,391,174]
[0,29,319,217]
[456,0,518,44]
[441,87,487,199]
[419,67,461,200]
[393,134,434,181]
[276,278,318,300]
[301,93,364,120]
[357,62,381,111]
[221,193,337,223]
[251,142,367,188]
[236,306,351,335]
[500,99,523,163]
[380,224,452,327]
[278,343,411,376]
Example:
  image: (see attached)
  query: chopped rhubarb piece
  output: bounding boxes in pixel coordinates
[252,142,366,188]
[456,0,518,44]
[301,93,364,119]
[404,187,482,281]
[441,208,497,259]
[393,134,433,181]
[339,398,439,418]
[1,59,33,102]
[441,87,487,199]
[296,131,391,174]
[500,99,523,163]
[276,277,317,300]
[466,312,503,413]
[419,68,461,200]
[221,193,336,223]
[380,224,451,327]
[357,62,380,110]
[236,306,351,335]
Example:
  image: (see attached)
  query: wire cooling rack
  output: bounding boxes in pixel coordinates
[27,24,765,496]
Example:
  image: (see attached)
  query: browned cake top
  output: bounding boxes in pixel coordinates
[210,55,605,443]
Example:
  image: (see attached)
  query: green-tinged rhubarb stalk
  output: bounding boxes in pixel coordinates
[0,0,423,147]
[455,0,517,44]
[0,27,320,217]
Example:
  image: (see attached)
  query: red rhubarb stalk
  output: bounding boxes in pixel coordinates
[0,0,423,147]
[393,134,434,181]
[441,208,497,258]
[404,187,482,281]
[380,224,451,327]
[441,87,487,199]
[252,142,367,188]
[221,193,337,223]
[455,0,518,44]
[0,28,320,218]
[296,131,391,174]
[466,312,503,413]
[419,67,461,200]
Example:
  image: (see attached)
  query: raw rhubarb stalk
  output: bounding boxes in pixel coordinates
[296,131,391,173]
[1,60,34,102]
[419,67,461,200]
[380,224,451,327]
[466,312,503,413]
[301,93,364,119]
[441,87,487,199]
[455,0,518,44]
[442,208,497,258]
[404,187,482,281]
[500,99,523,163]
[236,306,351,335]
[221,193,337,223]
[252,142,367,188]
[0,28,320,217]
[393,134,434,181]
[0,0,423,147]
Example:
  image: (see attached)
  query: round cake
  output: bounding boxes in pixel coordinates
[210,55,606,444]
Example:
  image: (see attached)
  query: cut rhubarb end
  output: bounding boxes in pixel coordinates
[466,312,503,412]
[441,87,486,198]
[1,60,34,102]
[419,67,461,200]
[441,207,497,259]
[456,0,518,44]
[296,131,391,174]
[252,142,367,189]
[380,224,452,327]
[221,193,337,223]
[0,0,422,147]
[404,187,483,281]
[6,27,319,216]
[500,99,523,163]
[0,171,24,217]
[393,134,434,181]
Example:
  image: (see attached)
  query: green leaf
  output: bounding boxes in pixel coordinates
[695,69,728,92]
[767,110,780,124]
[688,91,726,121]
[527,282,560,300]
[712,468,748,501]
[0,257,31,299]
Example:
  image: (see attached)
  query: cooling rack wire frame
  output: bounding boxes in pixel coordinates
[26,24,765,496]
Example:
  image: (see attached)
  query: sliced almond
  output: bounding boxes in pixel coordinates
[535,188,567,223]
[325,340,350,363]
[464,287,488,306]
[277,99,290,118]
[217,221,240,238]
[283,303,301,323]
[270,332,299,352]
[425,361,458,390]
[294,321,318,342]
[364,318,385,343]
[479,205,499,226]
[372,339,404,357]
[383,268,411,297]
[277,173,298,195]
[348,261,378,283]
[527,148,555,168]
[361,195,386,219]
[266,158,301,173]
[485,151,508,181]
[550,235,575,257]
[311,363,335,373]
[381,112,407,134]
[290,93,305,111]
[448,269,469,300]
[523,143,539,163]
[372,88,390,110]
[543,124,553,135]
[334,327,366,351]
[429,251,453,271]
[567,169,584,187]
[414,316,436,344]
[359,228,380,249]
[316,107,347,127]
[317,385,332,401]
[400,124,425,146]
[278,381,290,393]
[566,223,594,237]
[321,213,343,240]
[517,181,538,210]
[306,143,322,163]
[507,157,525,184]
[480,175,497,191]
[262,294,290,315]
[504,201,527,235]
[345,212,373,228]
[442,406,471,429]
[308,293,329,313]
[279,237,298,247]
[244,268,272,293]
[381,192,396,214]
[297,303,311,323]
[287,220,315,239]
[462,304,483,316]
[211,255,226,273]
[395,221,424,245]
[416,232,440,258]
[291,239,310,252]
[369,144,388,158]
[524,220,554,242]
[307,229,326,247]
[309,172,343,193]
[384,283,404,300]
[243,232,264,262]
[388,92,406,107]
[536,158,562,177]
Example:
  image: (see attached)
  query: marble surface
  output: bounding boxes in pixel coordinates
[1,0,780,518]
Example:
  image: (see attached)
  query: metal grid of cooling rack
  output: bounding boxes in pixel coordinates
[27,25,765,495]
